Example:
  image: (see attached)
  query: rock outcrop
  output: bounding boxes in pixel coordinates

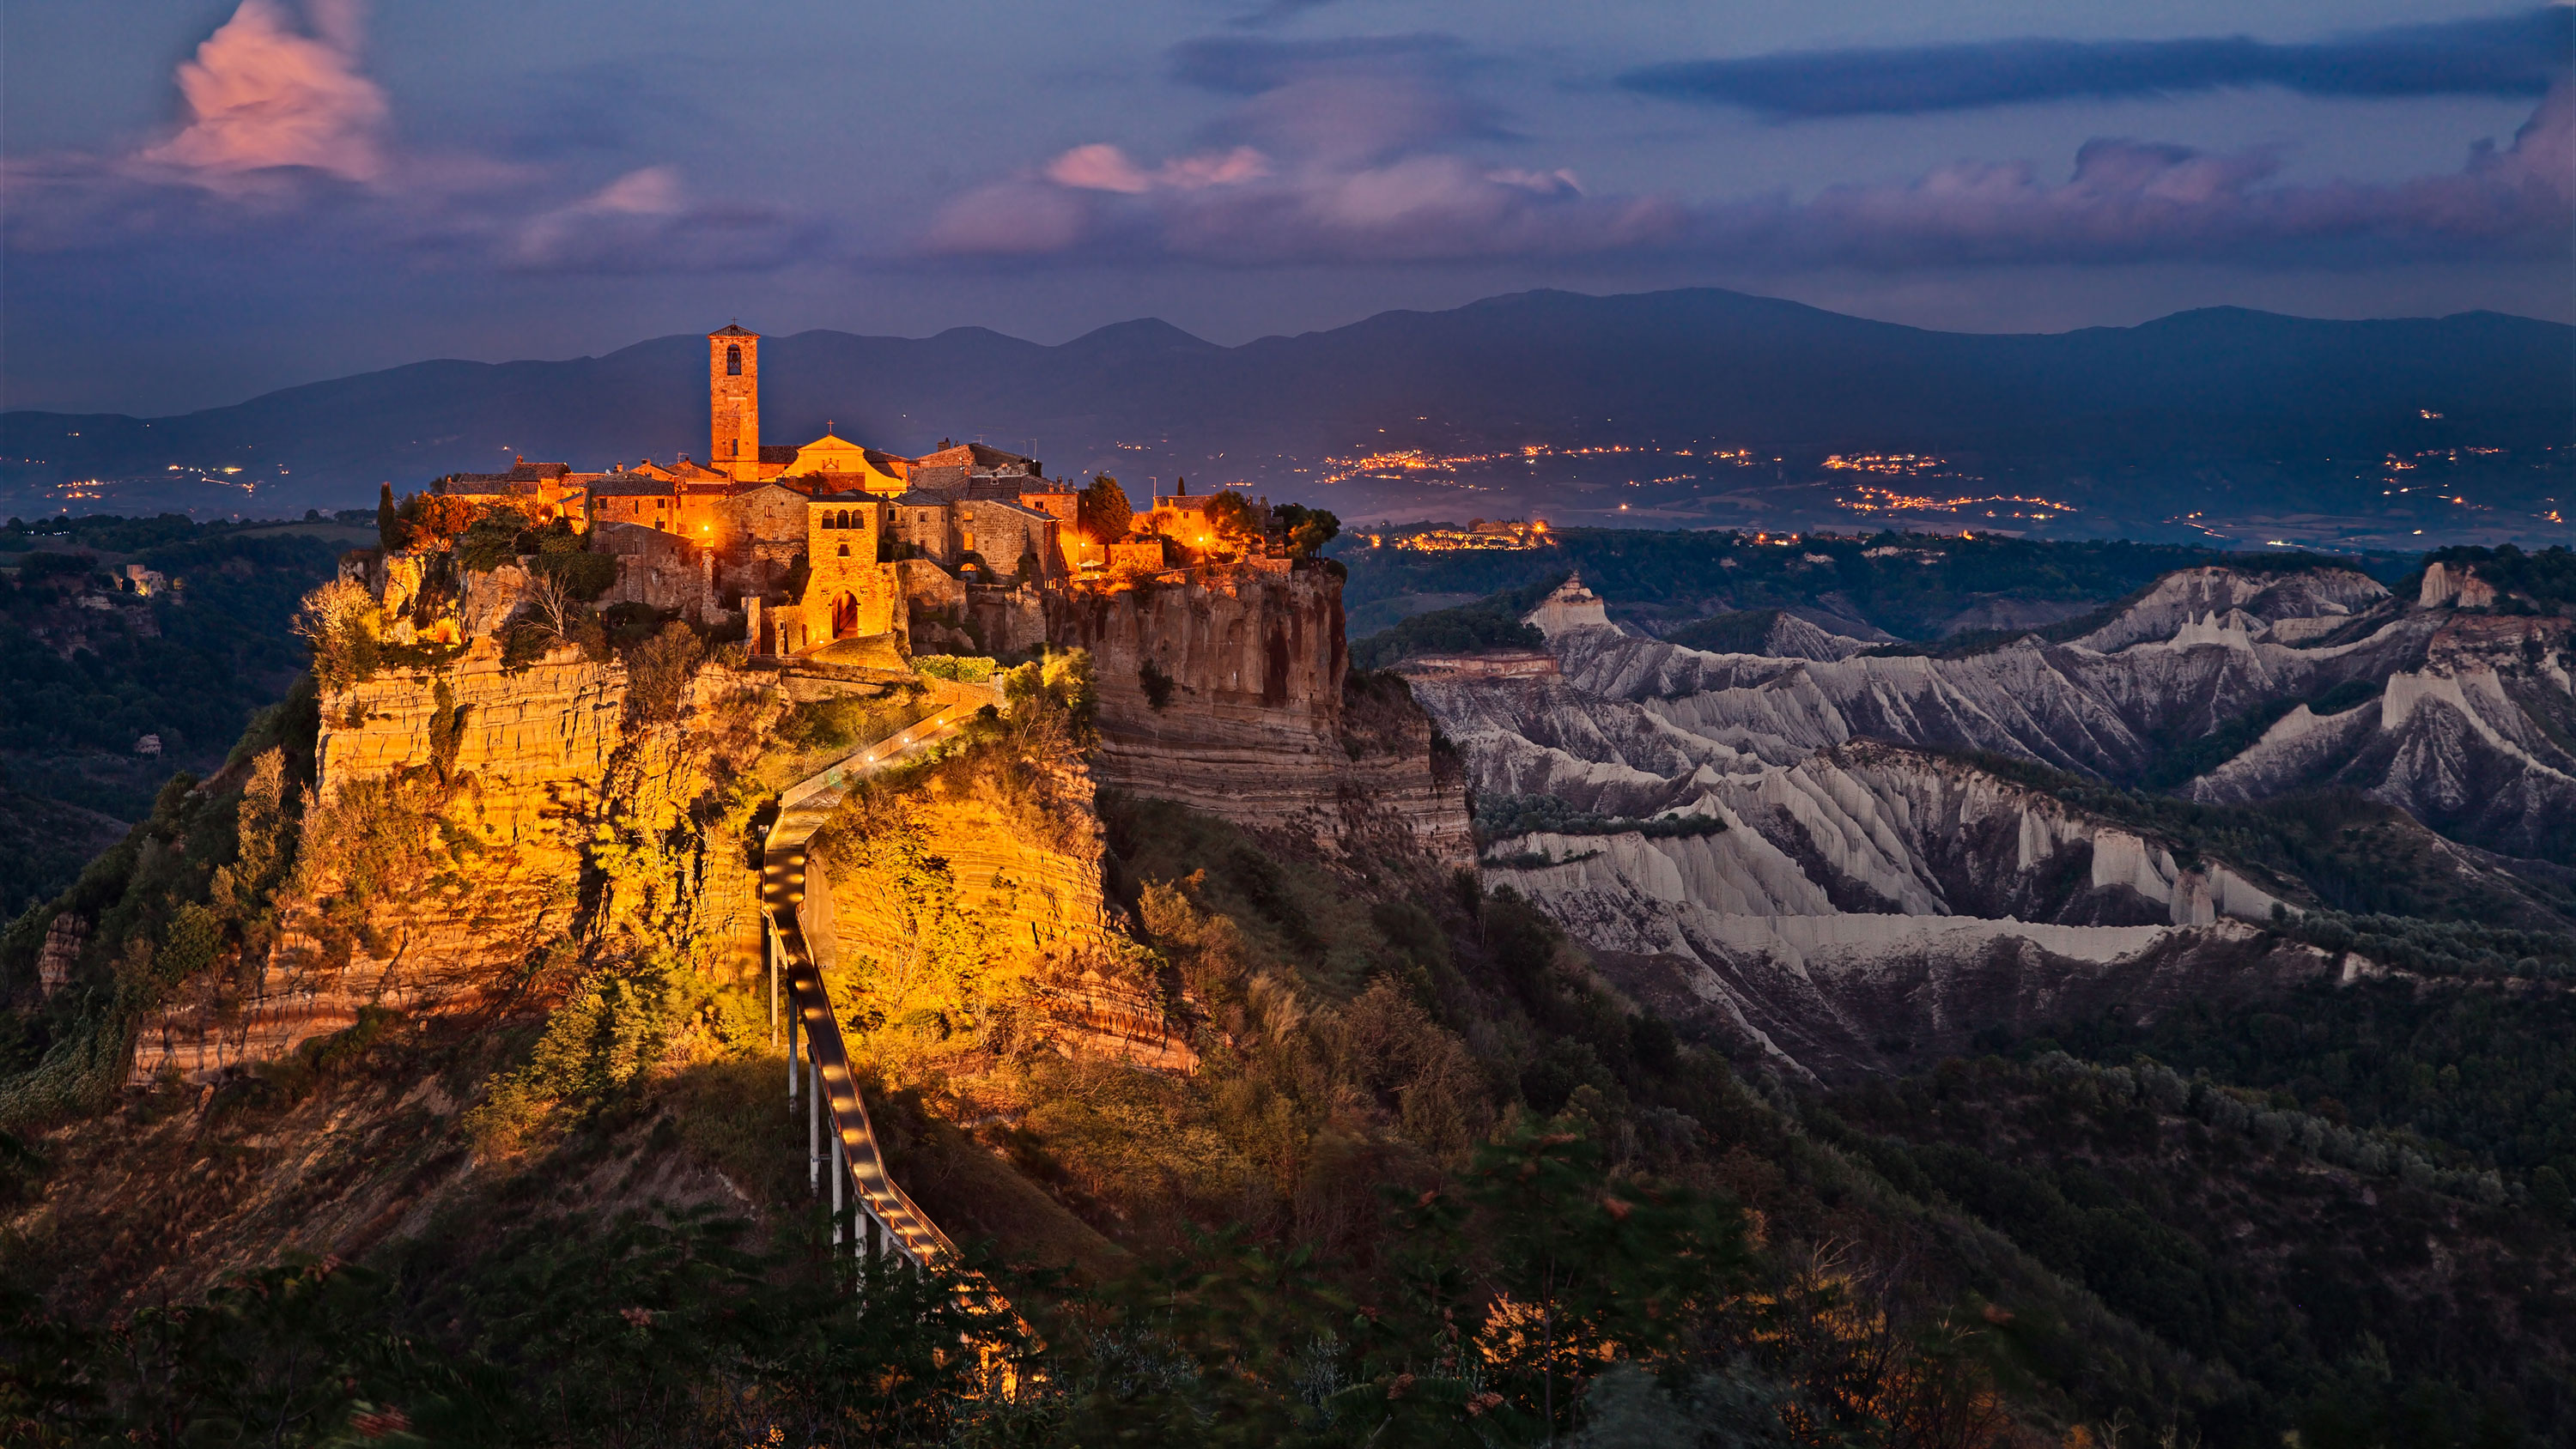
[1401,561,2575,1078]
[131,635,781,1086]
[117,535,1480,1088]
[2188,611,2576,857]
[1051,567,1473,867]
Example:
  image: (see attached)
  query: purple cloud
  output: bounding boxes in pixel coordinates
[1623,9,2573,118]
[1734,82,2573,267]
[923,58,1668,263]
[504,167,823,274]
[920,77,2573,270]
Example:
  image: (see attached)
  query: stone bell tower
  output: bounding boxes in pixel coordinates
[709,324,760,481]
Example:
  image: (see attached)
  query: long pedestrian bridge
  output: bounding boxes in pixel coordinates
[758,684,997,1270]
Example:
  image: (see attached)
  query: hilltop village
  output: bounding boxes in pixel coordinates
[331,324,1458,878]
[409,324,1328,659]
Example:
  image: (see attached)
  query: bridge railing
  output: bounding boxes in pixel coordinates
[759,684,999,1274]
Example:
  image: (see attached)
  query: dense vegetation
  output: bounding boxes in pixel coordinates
[1473,791,1728,846]
[2135,679,2381,791]
[2019,978,2576,1210]
[1662,608,1790,654]
[0,513,358,911]
[1819,1052,2574,1445]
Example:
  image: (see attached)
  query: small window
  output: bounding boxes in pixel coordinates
[726,344,742,376]
[836,543,850,558]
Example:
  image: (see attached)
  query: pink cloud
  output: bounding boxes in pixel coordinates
[2,4,823,276]
[1042,143,1271,195]
[1042,144,1154,194]
[920,80,2573,270]
[506,167,819,274]
[139,0,389,187]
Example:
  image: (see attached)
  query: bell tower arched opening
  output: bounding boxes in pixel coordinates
[708,324,760,481]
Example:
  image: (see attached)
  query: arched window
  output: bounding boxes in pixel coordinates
[838,509,852,529]
[726,344,742,376]
[820,511,835,530]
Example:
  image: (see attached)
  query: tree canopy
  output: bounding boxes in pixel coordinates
[1078,476,1132,544]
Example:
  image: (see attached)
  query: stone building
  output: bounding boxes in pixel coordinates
[714,479,817,564]
[887,491,959,567]
[800,494,897,644]
[782,433,913,494]
[431,458,589,524]
[592,521,711,614]
[957,497,1062,582]
[1017,486,1078,530]
[1109,536,1180,573]
[404,321,1123,658]
[1143,482,1220,547]
[588,471,677,530]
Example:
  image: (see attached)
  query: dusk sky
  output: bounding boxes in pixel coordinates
[3,0,2567,416]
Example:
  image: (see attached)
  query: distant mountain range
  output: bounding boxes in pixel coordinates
[6,288,2570,543]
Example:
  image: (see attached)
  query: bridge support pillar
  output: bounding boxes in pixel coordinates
[831,1129,847,1250]
[809,1056,823,1195]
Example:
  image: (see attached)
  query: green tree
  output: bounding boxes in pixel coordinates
[1200,490,1267,554]
[1273,504,1340,557]
[1078,476,1133,543]
[375,482,402,553]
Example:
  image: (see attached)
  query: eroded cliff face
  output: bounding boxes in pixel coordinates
[1053,568,1345,755]
[1049,567,1472,867]
[1472,741,2285,926]
[1403,565,2571,1080]
[2188,610,2576,858]
[118,542,1478,1095]
[131,636,781,1085]
[317,643,626,853]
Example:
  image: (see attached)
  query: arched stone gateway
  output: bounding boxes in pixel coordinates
[831,591,859,638]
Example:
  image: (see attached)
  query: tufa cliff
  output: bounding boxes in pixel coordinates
[1052,566,1473,866]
